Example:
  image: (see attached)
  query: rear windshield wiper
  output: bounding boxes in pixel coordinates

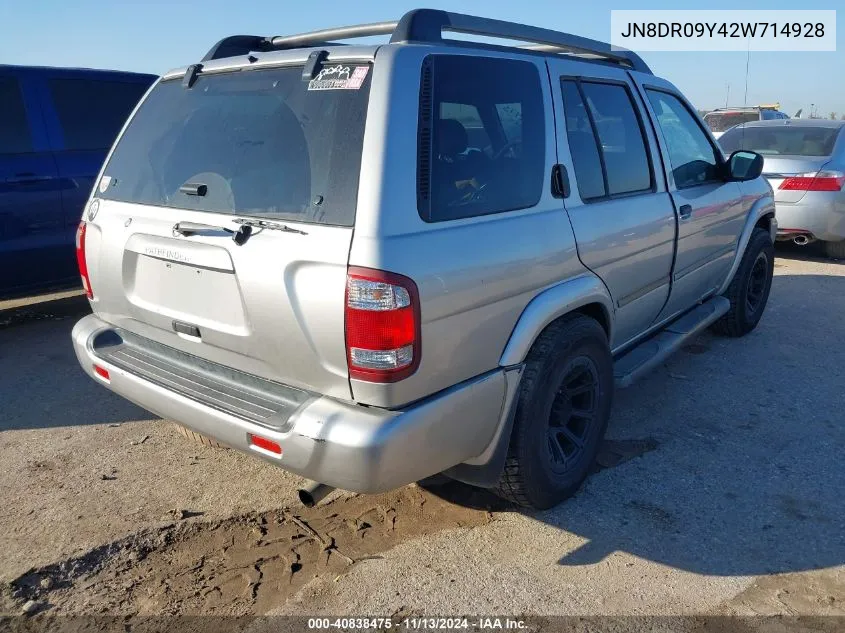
[232,217,308,236]
[173,217,306,246]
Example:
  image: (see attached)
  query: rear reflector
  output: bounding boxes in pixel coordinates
[779,171,845,192]
[248,434,282,455]
[345,267,421,383]
[93,365,110,381]
[76,222,93,299]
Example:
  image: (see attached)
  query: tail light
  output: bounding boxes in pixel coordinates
[76,222,93,299]
[779,170,845,192]
[345,267,421,383]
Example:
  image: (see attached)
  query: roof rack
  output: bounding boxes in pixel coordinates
[202,9,652,74]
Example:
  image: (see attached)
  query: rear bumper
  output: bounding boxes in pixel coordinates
[72,314,515,493]
[775,196,845,242]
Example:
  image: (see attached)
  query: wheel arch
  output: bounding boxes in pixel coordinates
[718,195,776,296]
[499,274,614,367]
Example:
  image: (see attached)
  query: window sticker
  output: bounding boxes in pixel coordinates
[307,65,369,91]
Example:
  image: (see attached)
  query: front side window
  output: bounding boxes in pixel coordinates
[99,65,372,226]
[419,55,545,222]
[49,78,150,151]
[0,77,33,154]
[647,90,722,189]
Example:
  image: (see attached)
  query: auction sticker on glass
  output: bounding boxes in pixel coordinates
[308,65,370,91]
[611,10,836,51]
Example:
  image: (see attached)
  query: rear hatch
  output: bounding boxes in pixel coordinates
[83,60,374,400]
[717,124,840,204]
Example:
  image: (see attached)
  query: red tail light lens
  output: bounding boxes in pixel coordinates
[779,171,845,192]
[76,222,93,299]
[345,267,421,383]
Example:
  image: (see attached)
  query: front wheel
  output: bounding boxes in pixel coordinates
[711,228,774,337]
[496,314,613,509]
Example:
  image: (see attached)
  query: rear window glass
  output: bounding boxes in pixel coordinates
[50,78,150,151]
[99,65,372,227]
[718,125,841,157]
[418,55,545,222]
[703,111,760,133]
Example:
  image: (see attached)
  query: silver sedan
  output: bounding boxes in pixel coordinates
[719,119,845,258]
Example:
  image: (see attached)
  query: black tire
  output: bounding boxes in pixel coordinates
[173,424,227,449]
[496,314,614,509]
[823,240,845,260]
[711,228,774,338]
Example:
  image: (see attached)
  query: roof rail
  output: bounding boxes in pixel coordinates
[201,9,652,74]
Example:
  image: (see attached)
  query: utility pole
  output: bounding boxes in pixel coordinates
[725,83,730,108]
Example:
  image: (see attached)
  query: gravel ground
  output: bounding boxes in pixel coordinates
[1,246,843,618]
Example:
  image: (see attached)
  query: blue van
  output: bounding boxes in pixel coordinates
[0,65,156,298]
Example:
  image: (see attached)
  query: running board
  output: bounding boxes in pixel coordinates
[613,296,730,389]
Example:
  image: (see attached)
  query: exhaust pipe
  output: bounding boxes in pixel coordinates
[793,235,810,246]
[298,481,335,507]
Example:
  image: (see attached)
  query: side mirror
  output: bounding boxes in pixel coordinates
[727,150,764,181]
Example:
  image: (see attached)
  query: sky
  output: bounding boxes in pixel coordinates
[1,0,843,117]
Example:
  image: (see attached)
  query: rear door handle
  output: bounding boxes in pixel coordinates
[679,204,692,219]
[6,173,54,184]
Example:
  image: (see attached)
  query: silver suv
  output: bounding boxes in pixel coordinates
[72,10,776,509]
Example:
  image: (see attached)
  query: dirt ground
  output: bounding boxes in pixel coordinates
[1,244,844,624]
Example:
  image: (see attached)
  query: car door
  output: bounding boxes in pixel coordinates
[548,60,676,349]
[38,72,153,234]
[0,70,66,296]
[631,74,748,321]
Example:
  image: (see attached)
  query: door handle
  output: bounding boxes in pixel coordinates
[6,173,55,184]
[551,164,569,198]
[679,204,692,219]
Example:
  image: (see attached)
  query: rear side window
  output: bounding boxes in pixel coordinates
[418,55,545,222]
[560,81,605,200]
[0,77,33,154]
[719,125,841,157]
[561,80,652,200]
[647,90,722,189]
[99,65,372,227]
[49,78,150,151]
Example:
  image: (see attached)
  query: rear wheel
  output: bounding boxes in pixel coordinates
[823,240,845,260]
[173,424,226,449]
[711,228,774,338]
[496,314,613,509]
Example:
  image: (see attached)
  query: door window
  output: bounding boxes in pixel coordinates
[560,79,652,200]
[0,77,33,154]
[646,90,722,189]
[49,78,149,151]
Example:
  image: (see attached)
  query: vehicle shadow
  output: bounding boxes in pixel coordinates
[0,294,149,430]
[424,272,845,577]
[774,240,845,265]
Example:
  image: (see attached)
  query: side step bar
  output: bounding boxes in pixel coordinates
[613,296,730,389]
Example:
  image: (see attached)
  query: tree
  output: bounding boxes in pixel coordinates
[841,114,845,120]
[830,112,837,120]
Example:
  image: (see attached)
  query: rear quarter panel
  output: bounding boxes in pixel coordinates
[350,45,587,408]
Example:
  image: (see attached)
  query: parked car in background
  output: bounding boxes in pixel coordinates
[704,105,789,139]
[72,9,775,510]
[719,119,845,258]
[0,65,156,298]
